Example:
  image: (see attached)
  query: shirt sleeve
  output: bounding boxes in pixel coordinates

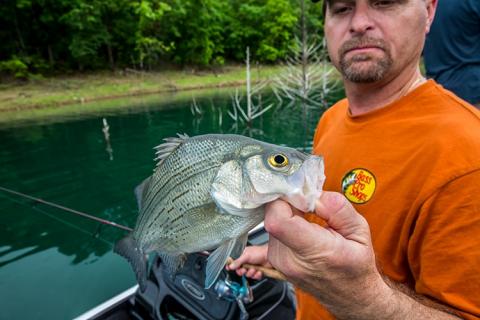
[470,0,480,18]
[408,169,480,319]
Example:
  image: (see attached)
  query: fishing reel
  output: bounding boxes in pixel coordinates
[214,274,253,320]
[214,274,253,303]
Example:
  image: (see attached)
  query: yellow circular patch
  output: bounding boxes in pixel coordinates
[341,169,376,204]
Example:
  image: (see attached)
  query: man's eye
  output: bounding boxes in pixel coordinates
[332,5,353,15]
[373,0,396,8]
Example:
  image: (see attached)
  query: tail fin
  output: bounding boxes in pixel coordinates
[114,235,147,292]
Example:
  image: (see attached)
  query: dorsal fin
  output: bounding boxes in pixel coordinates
[153,133,189,169]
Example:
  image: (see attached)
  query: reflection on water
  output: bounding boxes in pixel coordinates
[102,118,114,161]
[0,88,344,319]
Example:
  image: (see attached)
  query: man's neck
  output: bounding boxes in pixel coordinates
[344,68,425,117]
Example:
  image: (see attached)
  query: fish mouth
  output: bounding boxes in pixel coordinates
[282,155,325,212]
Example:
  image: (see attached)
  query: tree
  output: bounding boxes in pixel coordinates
[225,0,298,63]
[152,0,229,66]
[132,0,172,69]
[61,0,134,70]
[0,0,326,74]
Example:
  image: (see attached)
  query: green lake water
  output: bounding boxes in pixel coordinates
[0,88,343,319]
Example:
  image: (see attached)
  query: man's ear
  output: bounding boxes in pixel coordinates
[425,0,438,34]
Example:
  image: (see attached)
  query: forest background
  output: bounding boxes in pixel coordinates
[1,0,325,78]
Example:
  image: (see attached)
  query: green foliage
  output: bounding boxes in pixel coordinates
[151,0,229,66]
[60,0,134,69]
[132,0,172,68]
[0,57,29,79]
[0,0,325,72]
[258,0,298,62]
[225,0,299,62]
[305,0,325,43]
[0,55,49,79]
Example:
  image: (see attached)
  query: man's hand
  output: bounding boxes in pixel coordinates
[265,191,460,320]
[265,191,389,318]
[226,244,271,280]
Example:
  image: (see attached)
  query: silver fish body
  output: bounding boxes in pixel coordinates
[114,134,325,290]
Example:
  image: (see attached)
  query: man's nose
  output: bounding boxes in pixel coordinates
[349,6,375,35]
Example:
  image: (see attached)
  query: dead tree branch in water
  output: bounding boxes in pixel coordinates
[228,47,273,129]
[272,0,339,111]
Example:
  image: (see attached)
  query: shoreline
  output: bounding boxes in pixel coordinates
[0,65,283,112]
[0,80,247,113]
[0,85,245,129]
[0,64,340,128]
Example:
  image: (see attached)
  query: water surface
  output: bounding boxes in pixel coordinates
[0,88,343,319]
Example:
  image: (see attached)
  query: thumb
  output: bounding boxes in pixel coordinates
[315,191,371,244]
[265,200,332,253]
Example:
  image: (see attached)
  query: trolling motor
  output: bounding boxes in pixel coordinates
[214,275,253,320]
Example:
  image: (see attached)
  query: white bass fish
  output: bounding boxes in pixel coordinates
[114,134,325,290]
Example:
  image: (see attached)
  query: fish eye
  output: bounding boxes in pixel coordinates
[268,154,289,168]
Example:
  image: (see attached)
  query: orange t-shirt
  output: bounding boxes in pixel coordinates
[297,80,480,319]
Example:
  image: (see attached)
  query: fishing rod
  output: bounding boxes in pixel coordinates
[0,186,287,280]
[0,186,133,232]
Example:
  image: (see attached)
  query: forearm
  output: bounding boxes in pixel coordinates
[384,287,461,320]
[302,275,461,320]
[384,278,461,320]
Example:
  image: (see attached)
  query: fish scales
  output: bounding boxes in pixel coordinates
[136,137,245,248]
[152,205,260,253]
[141,137,233,213]
[135,139,225,236]
[147,143,252,252]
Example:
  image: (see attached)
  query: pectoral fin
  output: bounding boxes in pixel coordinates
[205,236,248,289]
[231,233,248,259]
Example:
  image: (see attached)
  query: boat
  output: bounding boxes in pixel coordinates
[74,224,296,320]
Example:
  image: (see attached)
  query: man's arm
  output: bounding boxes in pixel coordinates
[264,192,461,320]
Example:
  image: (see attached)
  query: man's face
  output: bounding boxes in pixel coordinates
[324,0,435,83]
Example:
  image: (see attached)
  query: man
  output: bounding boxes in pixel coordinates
[228,0,480,319]
[423,0,480,107]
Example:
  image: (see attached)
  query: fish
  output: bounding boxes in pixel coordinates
[114,133,325,291]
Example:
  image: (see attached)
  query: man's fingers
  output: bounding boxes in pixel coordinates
[315,192,370,243]
[265,195,371,252]
[227,245,268,270]
[264,199,331,253]
[227,256,247,270]
[246,268,257,278]
[236,267,247,276]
